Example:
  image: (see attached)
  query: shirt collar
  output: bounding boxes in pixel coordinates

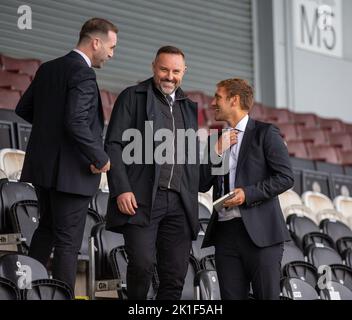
[235,114,249,132]
[73,49,92,67]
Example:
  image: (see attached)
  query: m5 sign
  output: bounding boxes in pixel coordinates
[294,0,343,57]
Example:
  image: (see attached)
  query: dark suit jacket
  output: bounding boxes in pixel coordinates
[200,118,294,248]
[15,51,108,196]
[104,78,200,240]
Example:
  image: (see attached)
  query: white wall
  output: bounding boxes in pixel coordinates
[271,0,352,122]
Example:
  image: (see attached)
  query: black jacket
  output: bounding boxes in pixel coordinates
[15,51,108,196]
[200,118,294,248]
[104,78,200,239]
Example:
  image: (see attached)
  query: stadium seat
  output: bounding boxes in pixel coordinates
[186,91,208,109]
[329,265,352,291]
[282,261,318,289]
[194,270,221,300]
[198,188,213,216]
[88,222,124,299]
[23,279,73,300]
[191,233,215,270]
[0,70,31,93]
[181,255,199,300]
[10,200,39,254]
[0,148,25,180]
[318,117,346,133]
[293,113,319,129]
[329,133,352,150]
[90,190,109,219]
[320,219,352,244]
[0,169,7,180]
[281,241,305,271]
[0,276,21,300]
[279,189,303,210]
[334,195,352,220]
[1,54,41,78]
[281,277,319,300]
[275,123,300,142]
[302,191,334,213]
[198,201,211,220]
[249,103,267,121]
[330,175,352,198]
[345,248,352,267]
[286,214,320,250]
[286,141,309,158]
[282,204,317,225]
[306,145,340,164]
[319,281,352,300]
[303,232,335,251]
[336,237,352,258]
[0,253,48,287]
[0,181,37,233]
[298,128,330,146]
[0,88,21,110]
[307,244,343,269]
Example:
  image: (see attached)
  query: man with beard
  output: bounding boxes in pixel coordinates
[105,46,199,300]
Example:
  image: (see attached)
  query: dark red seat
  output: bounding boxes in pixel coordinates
[297,127,330,146]
[318,117,346,133]
[306,145,340,164]
[0,70,31,94]
[329,133,352,151]
[0,88,21,109]
[1,54,41,78]
[293,113,319,129]
[286,141,310,159]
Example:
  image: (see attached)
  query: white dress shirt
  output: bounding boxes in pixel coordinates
[218,115,249,221]
[73,49,92,67]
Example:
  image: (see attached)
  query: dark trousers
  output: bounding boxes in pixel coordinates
[123,189,192,300]
[29,186,91,293]
[215,218,284,300]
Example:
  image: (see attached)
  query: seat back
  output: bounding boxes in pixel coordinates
[91,191,109,219]
[91,222,124,280]
[279,189,303,211]
[194,270,220,300]
[302,232,335,254]
[307,245,343,268]
[0,253,48,288]
[330,265,352,291]
[281,241,305,271]
[10,200,40,253]
[287,214,320,250]
[191,234,215,270]
[320,281,352,300]
[0,149,25,179]
[320,219,352,243]
[109,246,129,299]
[181,255,199,300]
[79,208,103,259]
[23,279,73,300]
[281,277,319,300]
[0,181,37,233]
[0,276,21,300]
[283,261,318,289]
[302,191,334,213]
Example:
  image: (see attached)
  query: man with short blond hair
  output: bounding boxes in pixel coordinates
[200,78,294,300]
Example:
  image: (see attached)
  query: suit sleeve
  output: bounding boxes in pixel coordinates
[64,67,109,170]
[104,88,134,199]
[242,125,294,206]
[15,79,35,124]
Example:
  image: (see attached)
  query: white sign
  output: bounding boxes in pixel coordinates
[294,0,343,57]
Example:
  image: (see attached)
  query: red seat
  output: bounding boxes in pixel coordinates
[186,91,208,109]
[265,108,294,124]
[297,127,330,146]
[293,113,319,128]
[0,88,21,109]
[1,54,41,78]
[318,117,346,133]
[338,150,352,165]
[329,133,352,151]
[249,103,267,121]
[0,70,31,93]
[306,145,340,164]
[286,141,309,159]
[108,92,118,105]
[275,123,301,141]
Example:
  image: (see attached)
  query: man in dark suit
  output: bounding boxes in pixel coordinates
[15,18,118,294]
[105,46,199,300]
[200,78,294,300]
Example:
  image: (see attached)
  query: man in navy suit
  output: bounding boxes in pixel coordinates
[15,18,117,294]
[200,78,294,300]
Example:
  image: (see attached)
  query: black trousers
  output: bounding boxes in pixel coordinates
[215,218,284,300]
[29,186,91,293]
[123,189,192,300]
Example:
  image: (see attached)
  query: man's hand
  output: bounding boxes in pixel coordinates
[223,188,246,208]
[90,160,111,174]
[215,129,238,156]
[116,192,138,215]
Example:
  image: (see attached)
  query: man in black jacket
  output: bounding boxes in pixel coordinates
[15,18,117,294]
[105,46,199,300]
[200,78,294,300]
